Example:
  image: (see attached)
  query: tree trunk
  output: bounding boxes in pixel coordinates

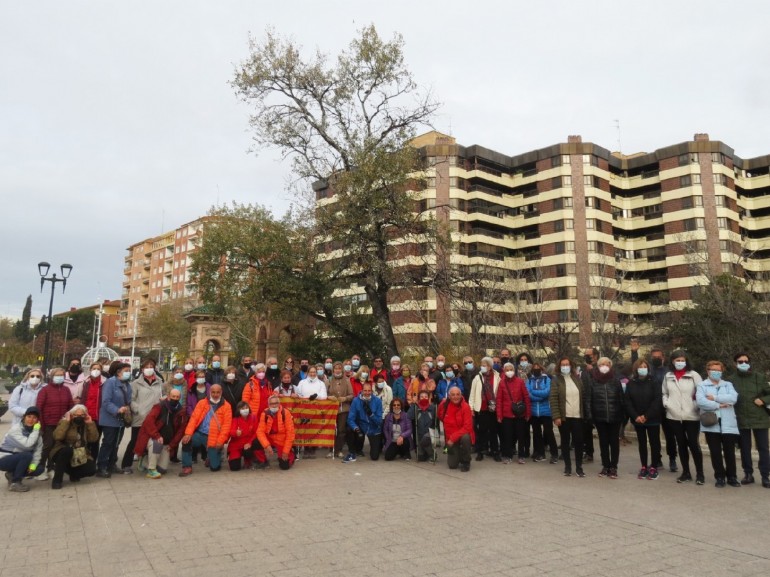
[364,282,399,359]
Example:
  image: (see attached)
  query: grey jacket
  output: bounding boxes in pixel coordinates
[130,375,164,427]
[0,422,43,467]
[9,381,44,425]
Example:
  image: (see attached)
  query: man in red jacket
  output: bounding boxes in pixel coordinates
[438,386,475,472]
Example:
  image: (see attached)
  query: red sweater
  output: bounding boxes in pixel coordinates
[438,399,475,444]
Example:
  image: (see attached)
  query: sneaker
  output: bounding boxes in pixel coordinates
[669,458,678,473]
[459,463,470,472]
[576,468,586,478]
[325,450,334,459]
[677,472,693,483]
[695,474,705,485]
[762,478,770,488]
[608,468,618,479]
[563,469,572,477]
[533,455,546,463]
[35,471,49,481]
[517,458,526,465]
[638,467,648,480]
[121,467,133,475]
[254,461,269,470]
[741,474,755,485]
[715,477,726,488]
[9,482,30,493]
[342,453,357,463]
[178,467,193,477]
[549,455,559,465]
[584,454,594,463]
[647,467,659,480]
[145,469,162,479]
[95,469,111,479]
[503,458,512,464]
[493,454,502,462]
[599,467,608,478]
[157,467,168,475]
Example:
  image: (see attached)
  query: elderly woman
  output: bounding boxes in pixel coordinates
[80,362,106,460]
[697,360,740,487]
[50,404,99,489]
[163,366,189,408]
[383,398,412,461]
[121,359,164,474]
[550,357,587,477]
[469,357,501,462]
[663,350,705,485]
[584,356,624,479]
[9,369,45,425]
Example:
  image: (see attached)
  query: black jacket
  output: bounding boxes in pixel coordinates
[585,370,624,423]
[623,375,663,424]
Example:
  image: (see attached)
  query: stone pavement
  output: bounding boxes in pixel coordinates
[1,417,769,577]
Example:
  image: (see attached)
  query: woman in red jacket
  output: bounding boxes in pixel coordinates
[80,362,106,460]
[228,401,259,470]
[496,362,532,465]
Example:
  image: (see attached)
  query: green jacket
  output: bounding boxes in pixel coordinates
[550,373,587,421]
[730,370,770,430]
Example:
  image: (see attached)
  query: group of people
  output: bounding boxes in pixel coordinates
[2,346,769,492]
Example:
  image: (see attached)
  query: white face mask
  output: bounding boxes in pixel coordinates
[90,369,101,378]
[52,375,65,385]
[28,376,41,385]
[209,396,221,404]
[674,361,686,371]
[437,361,445,368]
[143,368,155,377]
[196,377,206,385]
[120,372,132,381]
[174,372,184,380]
[560,366,571,375]
[598,366,610,374]
[184,364,193,371]
[197,363,206,371]
[226,373,236,381]
[360,372,369,381]
[505,371,515,378]
[393,408,402,415]
[480,366,488,374]
[239,409,250,417]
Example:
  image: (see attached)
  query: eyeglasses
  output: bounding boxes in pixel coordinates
[736,359,749,363]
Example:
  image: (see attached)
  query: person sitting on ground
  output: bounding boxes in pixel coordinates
[407,390,437,462]
[49,404,99,489]
[227,401,259,471]
[383,398,412,461]
[179,384,232,476]
[344,383,383,462]
[254,395,296,470]
[0,406,44,492]
[438,386,475,472]
[134,388,187,479]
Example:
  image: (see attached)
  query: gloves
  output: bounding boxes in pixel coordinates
[309,394,318,401]
[28,463,37,472]
[33,423,41,431]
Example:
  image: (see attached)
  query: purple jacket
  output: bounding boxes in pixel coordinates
[186,383,211,417]
[382,412,412,450]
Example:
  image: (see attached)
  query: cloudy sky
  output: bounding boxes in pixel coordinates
[1,0,768,321]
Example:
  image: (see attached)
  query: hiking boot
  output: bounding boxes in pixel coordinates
[647,467,659,480]
[715,477,726,488]
[741,474,755,485]
[178,467,193,477]
[9,482,30,492]
[51,480,63,490]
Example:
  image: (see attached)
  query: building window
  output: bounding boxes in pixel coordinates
[554,242,565,255]
[583,175,593,186]
[551,156,562,168]
[562,155,571,165]
[719,240,730,251]
[682,196,693,209]
[713,173,727,185]
[554,220,564,232]
[563,175,572,186]
[553,197,563,210]
[680,175,692,187]
[717,217,728,229]
[566,241,575,252]
[565,219,574,229]
[586,219,594,229]
[715,195,725,206]
[585,196,596,208]
[582,154,591,164]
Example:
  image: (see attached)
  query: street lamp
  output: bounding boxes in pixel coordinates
[38,262,73,375]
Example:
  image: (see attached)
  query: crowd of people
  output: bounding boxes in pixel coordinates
[2,346,769,492]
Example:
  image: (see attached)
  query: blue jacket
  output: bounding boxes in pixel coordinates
[436,377,464,402]
[347,394,383,436]
[696,379,739,435]
[99,376,132,428]
[390,377,407,402]
[526,374,552,418]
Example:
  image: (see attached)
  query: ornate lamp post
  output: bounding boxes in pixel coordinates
[38,262,73,375]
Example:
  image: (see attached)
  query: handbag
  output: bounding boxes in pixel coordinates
[700,411,719,427]
[120,384,133,426]
[512,400,527,417]
[71,446,88,467]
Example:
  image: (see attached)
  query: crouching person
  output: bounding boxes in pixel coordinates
[50,405,99,489]
[179,384,232,476]
[228,402,259,471]
[134,388,186,479]
[438,387,475,472]
[0,407,44,492]
[255,395,296,470]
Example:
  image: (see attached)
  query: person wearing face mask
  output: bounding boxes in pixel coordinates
[243,363,273,418]
[63,359,85,403]
[461,356,477,403]
[326,362,354,458]
[235,356,254,387]
[0,406,44,492]
[390,363,408,404]
[121,359,164,474]
[345,384,383,462]
[580,347,600,463]
[730,352,770,488]
[500,349,512,368]
[293,359,311,385]
[80,363,106,460]
[437,366,464,403]
[550,357,588,477]
[662,350,705,485]
[315,363,329,384]
[9,369,45,426]
[265,356,281,389]
[387,356,402,385]
[182,357,197,388]
[50,405,99,489]
[185,371,212,464]
[133,388,187,479]
[296,366,328,400]
[226,402,259,471]
[323,357,335,379]
[351,365,370,397]
[34,367,74,481]
[439,387,475,472]
[163,366,189,409]
[382,399,412,461]
[432,355,447,382]
[179,384,232,476]
[469,357,500,462]
[407,390,438,462]
[497,362,531,465]
[274,370,298,398]
[373,375,394,417]
[205,355,225,385]
[526,362,558,464]
[696,360,740,488]
[584,357,624,479]
[624,360,663,480]
[221,364,246,417]
[407,363,431,405]
[255,395,296,470]
[96,363,133,478]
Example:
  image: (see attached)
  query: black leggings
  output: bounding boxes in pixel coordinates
[667,419,703,476]
[634,424,661,468]
[500,417,528,459]
[384,441,411,461]
[558,418,583,472]
[595,421,621,469]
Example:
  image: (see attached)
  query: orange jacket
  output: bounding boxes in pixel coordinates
[242,377,271,417]
[185,399,232,447]
[256,407,295,456]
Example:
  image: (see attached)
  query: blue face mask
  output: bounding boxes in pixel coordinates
[492,363,501,372]
[518,361,529,370]
[737,362,750,372]
[445,372,455,379]
[709,370,722,381]
[465,363,474,371]
[212,361,221,369]
[637,368,648,378]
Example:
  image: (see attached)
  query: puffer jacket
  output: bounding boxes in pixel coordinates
[130,375,164,428]
[347,394,383,436]
[584,369,624,423]
[9,381,44,425]
[134,401,187,457]
[696,380,739,435]
[662,371,702,422]
[550,373,587,421]
[623,375,663,425]
[227,413,259,460]
[0,422,43,466]
[242,377,273,418]
[525,374,552,418]
[496,375,531,420]
[438,398,475,444]
[382,412,413,450]
[256,407,295,456]
[63,372,86,402]
[185,399,232,447]
[35,382,74,426]
[730,370,770,430]
[99,376,132,428]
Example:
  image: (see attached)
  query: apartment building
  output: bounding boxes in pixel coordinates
[118,217,207,348]
[317,131,770,351]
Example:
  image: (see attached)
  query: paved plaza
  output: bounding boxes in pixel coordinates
[1,416,769,577]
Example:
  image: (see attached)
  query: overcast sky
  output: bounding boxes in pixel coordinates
[1,0,769,322]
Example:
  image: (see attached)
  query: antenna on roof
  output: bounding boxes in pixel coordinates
[613,119,622,154]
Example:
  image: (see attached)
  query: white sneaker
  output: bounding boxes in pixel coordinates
[35,471,49,481]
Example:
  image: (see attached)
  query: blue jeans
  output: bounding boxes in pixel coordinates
[0,451,42,482]
[182,431,222,471]
[97,426,123,471]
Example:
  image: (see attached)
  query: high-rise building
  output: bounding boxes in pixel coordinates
[316,131,770,352]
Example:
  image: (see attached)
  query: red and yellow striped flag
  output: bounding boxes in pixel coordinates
[281,398,339,448]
